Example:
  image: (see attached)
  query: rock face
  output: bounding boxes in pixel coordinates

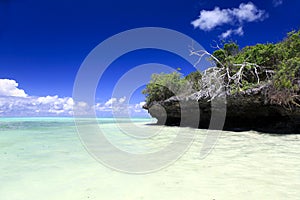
[143,85,300,134]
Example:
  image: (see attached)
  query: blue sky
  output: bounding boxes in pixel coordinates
[0,0,299,117]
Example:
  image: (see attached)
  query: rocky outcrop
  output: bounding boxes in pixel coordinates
[143,84,300,134]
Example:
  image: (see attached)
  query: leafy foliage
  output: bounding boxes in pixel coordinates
[142,71,203,103]
[273,30,300,91]
[143,29,300,106]
[184,71,202,91]
[212,30,300,91]
[142,72,188,103]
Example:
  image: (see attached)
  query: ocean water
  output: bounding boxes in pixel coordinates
[0,117,299,200]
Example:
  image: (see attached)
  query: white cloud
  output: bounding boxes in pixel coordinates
[134,102,146,113]
[0,79,149,117]
[63,98,75,110]
[191,2,268,37]
[94,98,148,117]
[220,29,233,39]
[232,2,267,22]
[273,0,283,7]
[0,79,78,116]
[0,95,77,117]
[191,7,232,31]
[0,96,74,116]
[104,98,117,107]
[0,79,27,97]
[220,26,244,39]
[119,96,126,103]
[235,26,244,35]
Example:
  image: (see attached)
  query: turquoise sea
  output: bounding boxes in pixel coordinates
[0,117,299,200]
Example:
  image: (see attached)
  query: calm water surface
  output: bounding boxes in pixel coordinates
[0,118,299,200]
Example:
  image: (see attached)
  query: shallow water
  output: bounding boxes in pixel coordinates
[0,118,299,200]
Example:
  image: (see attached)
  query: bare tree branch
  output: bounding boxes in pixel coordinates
[189,43,275,101]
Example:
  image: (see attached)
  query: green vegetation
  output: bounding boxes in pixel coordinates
[142,72,187,103]
[212,30,300,91]
[184,71,202,91]
[143,30,300,106]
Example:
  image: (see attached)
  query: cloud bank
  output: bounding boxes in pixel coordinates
[0,79,148,117]
[191,2,268,39]
[94,97,146,117]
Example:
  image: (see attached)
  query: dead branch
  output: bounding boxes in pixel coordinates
[189,44,275,101]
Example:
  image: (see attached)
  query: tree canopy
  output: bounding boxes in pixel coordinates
[143,29,300,106]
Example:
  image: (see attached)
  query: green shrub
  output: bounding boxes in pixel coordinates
[142,72,187,103]
[143,29,300,105]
